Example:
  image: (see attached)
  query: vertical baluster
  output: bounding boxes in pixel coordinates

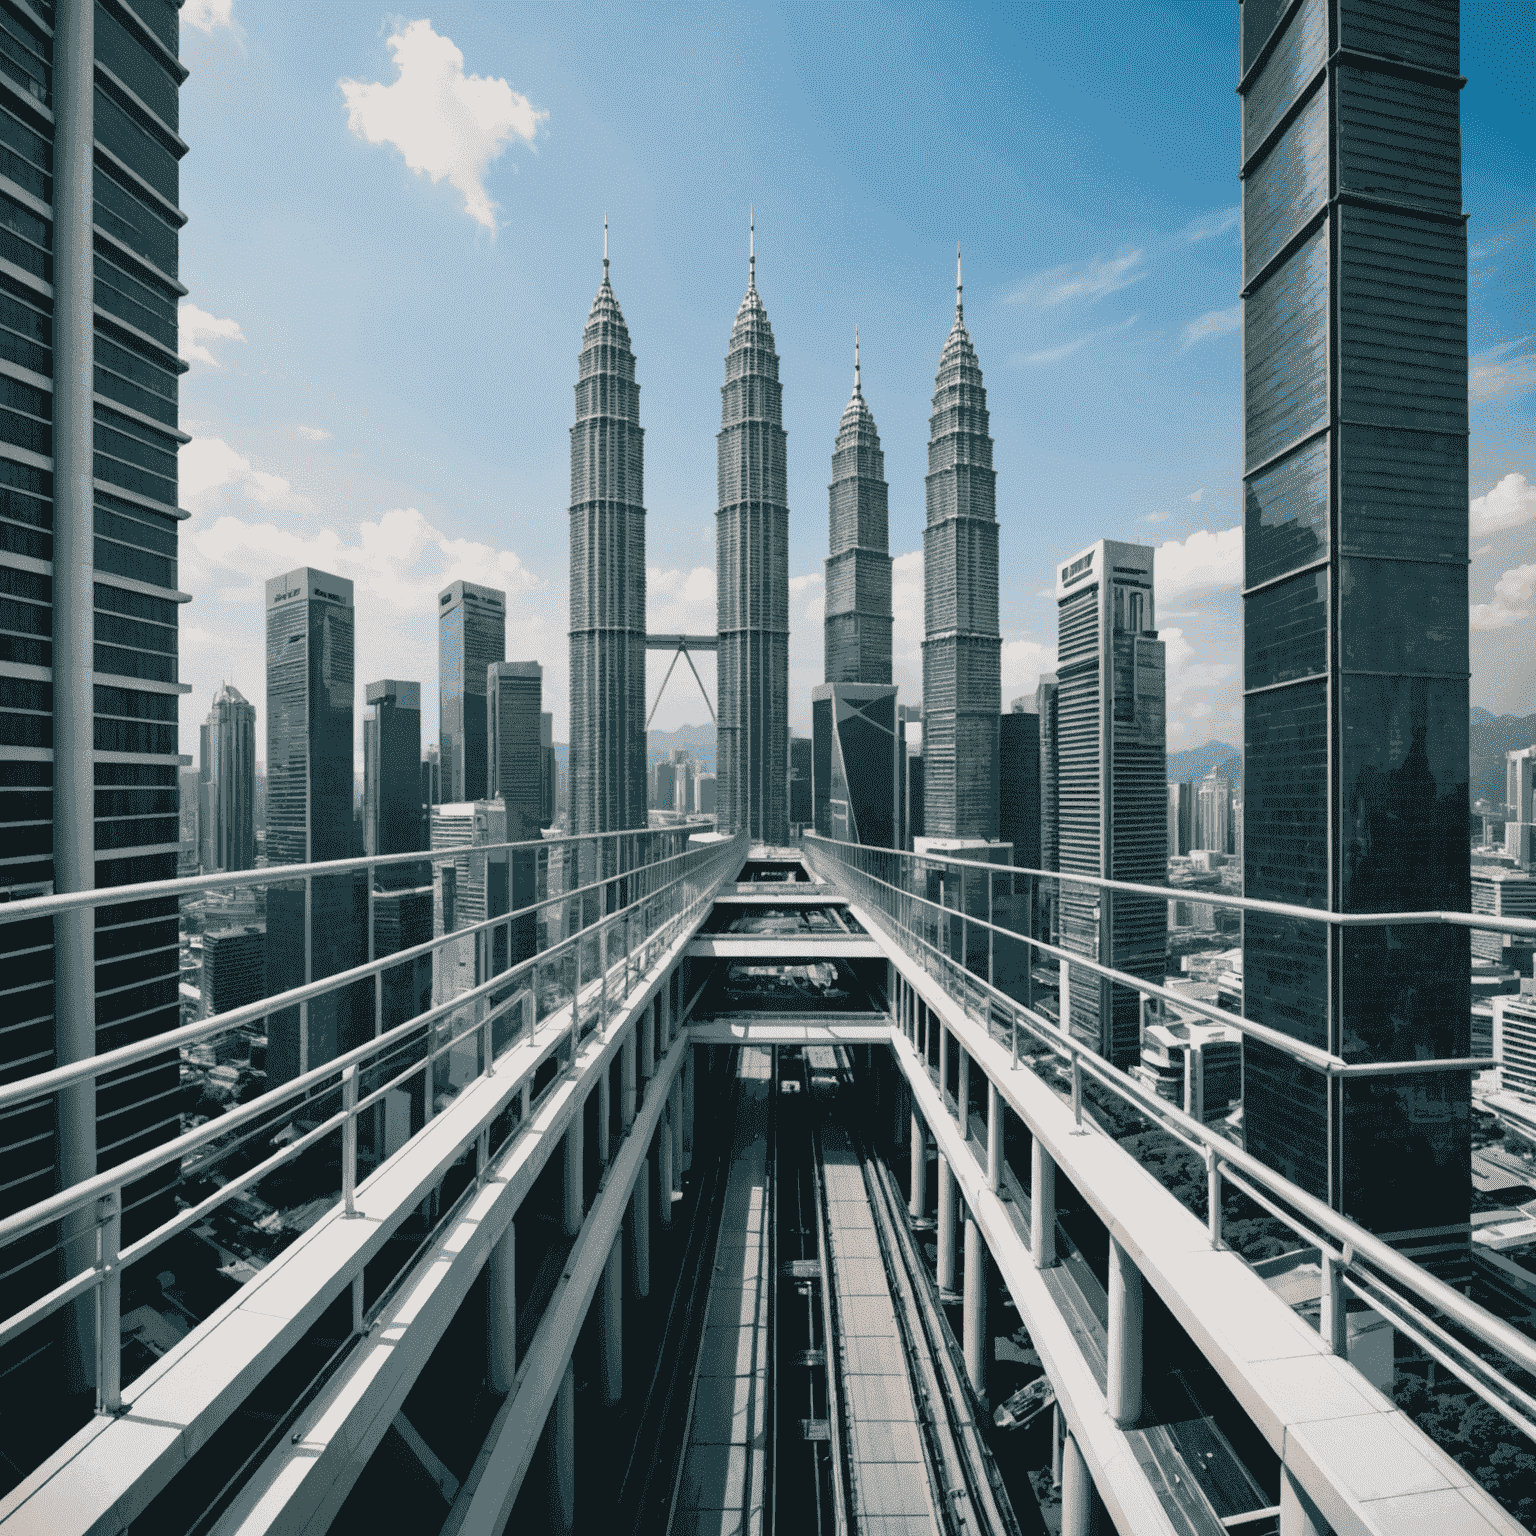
[97,1190,122,1416]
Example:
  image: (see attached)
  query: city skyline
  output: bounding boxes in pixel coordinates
[170,4,1531,765]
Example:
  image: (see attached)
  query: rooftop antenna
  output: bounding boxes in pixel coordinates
[749,205,755,287]
[956,242,963,321]
[854,326,861,394]
[603,213,609,279]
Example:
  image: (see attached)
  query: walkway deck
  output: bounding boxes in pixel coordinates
[670,1048,772,1536]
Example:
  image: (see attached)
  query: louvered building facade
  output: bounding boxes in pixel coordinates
[922,257,999,841]
[716,236,788,844]
[569,244,646,837]
[1238,0,1470,1279]
[1055,540,1166,1069]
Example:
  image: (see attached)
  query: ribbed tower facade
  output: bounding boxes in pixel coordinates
[825,333,891,684]
[717,224,789,844]
[922,252,1000,840]
[569,234,647,836]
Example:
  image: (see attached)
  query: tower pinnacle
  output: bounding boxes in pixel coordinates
[603,213,608,279]
[956,242,963,322]
[749,205,755,289]
[854,326,861,395]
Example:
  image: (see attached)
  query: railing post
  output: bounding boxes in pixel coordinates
[1205,1145,1222,1249]
[97,1190,122,1416]
[987,1080,1001,1194]
[483,1008,496,1077]
[1321,1249,1349,1356]
[342,1065,359,1216]
[600,923,609,1027]
[1070,1053,1083,1130]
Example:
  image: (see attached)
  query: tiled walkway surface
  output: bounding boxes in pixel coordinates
[672,1048,772,1536]
[821,1122,941,1536]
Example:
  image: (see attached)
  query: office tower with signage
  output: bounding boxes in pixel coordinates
[1195,768,1234,854]
[1507,745,1536,866]
[814,333,899,849]
[569,231,647,837]
[198,684,257,874]
[1055,540,1166,1068]
[1239,0,1470,1277]
[438,580,505,805]
[717,217,790,844]
[488,661,544,840]
[922,251,999,841]
[363,679,423,877]
[0,1,188,1442]
[265,570,366,1087]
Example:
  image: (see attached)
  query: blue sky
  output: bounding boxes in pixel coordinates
[175,1,1534,764]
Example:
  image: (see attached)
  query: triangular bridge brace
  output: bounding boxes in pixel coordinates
[644,634,718,731]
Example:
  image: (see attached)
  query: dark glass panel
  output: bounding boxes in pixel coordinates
[1338,422,1466,561]
[93,534,175,587]
[1244,678,1328,906]
[1244,225,1327,470]
[1243,0,1326,152]
[1246,568,1328,692]
[1340,557,1466,678]
[1338,0,1459,75]
[1242,1038,1329,1200]
[1244,84,1327,282]
[93,85,178,205]
[95,2,178,131]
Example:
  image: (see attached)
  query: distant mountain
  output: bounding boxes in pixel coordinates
[1471,711,1536,806]
[649,723,716,773]
[1166,741,1242,793]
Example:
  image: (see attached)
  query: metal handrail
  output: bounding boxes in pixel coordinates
[845,837,1536,938]
[802,834,1536,1437]
[0,829,716,1115]
[0,830,746,1416]
[0,820,718,925]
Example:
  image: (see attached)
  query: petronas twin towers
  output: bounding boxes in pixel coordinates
[568,226,999,849]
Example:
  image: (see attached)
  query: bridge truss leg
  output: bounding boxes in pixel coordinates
[488,1220,516,1393]
[1108,1236,1143,1427]
[565,1110,585,1236]
[910,1111,926,1220]
[630,1156,651,1297]
[937,1153,957,1294]
[601,1230,623,1406]
[964,1210,988,1406]
[1061,1430,1092,1536]
[1032,1139,1056,1269]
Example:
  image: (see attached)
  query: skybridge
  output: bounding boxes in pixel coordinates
[0,835,1533,1536]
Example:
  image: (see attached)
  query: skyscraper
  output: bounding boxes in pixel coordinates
[569,225,647,837]
[363,680,423,863]
[488,661,544,840]
[540,712,556,829]
[922,250,999,842]
[999,701,1041,871]
[1167,779,1195,860]
[1239,0,1470,1277]
[1037,674,1059,940]
[825,330,891,685]
[717,214,789,845]
[1507,745,1536,866]
[1195,768,1233,855]
[0,2,187,1437]
[198,684,257,874]
[814,332,898,848]
[265,569,366,1087]
[1055,540,1166,1068]
[438,580,506,805]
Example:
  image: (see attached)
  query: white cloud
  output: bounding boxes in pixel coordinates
[1154,527,1242,602]
[1471,564,1536,632]
[1179,304,1241,353]
[1182,206,1240,243]
[340,19,547,231]
[182,0,237,34]
[179,436,299,509]
[192,505,539,614]
[1143,511,1169,524]
[1161,626,1237,705]
[178,303,245,367]
[1017,315,1138,368]
[1002,637,1057,701]
[297,425,333,443]
[1470,472,1536,537]
[1010,248,1145,308]
[1187,489,1204,503]
[647,565,716,634]
[789,572,823,594]
[1470,340,1536,406]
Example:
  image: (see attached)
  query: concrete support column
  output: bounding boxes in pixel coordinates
[640,997,656,1079]
[664,975,676,1046]
[597,1065,611,1167]
[621,1026,637,1133]
[1061,1431,1091,1536]
[938,1022,949,1101]
[1051,1404,1063,1489]
[488,1220,516,1394]
[936,1153,957,1294]
[986,1080,1001,1193]
[963,1211,988,1404]
[549,1357,576,1534]
[682,1048,694,1173]
[1280,1465,1328,1536]
[909,1113,926,1220]
[891,1070,905,1147]
[957,1044,970,1131]
[629,1157,651,1297]
[1107,1236,1143,1427]
[1031,1139,1056,1268]
[668,1074,683,1196]
[564,1110,584,1237]
[658,1119,675,1226]
[600,1229,623,1406]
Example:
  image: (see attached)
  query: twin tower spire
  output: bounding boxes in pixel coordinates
[568,223,998,848]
